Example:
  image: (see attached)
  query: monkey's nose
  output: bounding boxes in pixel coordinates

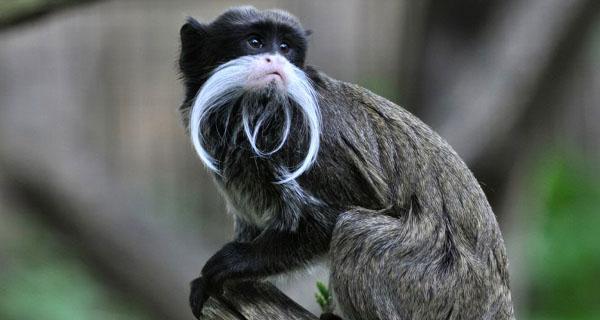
[247,54,288,89]
[263,54,283,64]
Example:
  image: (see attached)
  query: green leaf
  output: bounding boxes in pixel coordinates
[316,281,330,299]
[314,281,333,313]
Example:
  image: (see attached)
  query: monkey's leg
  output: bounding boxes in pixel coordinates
[330,208,513,320]
[329,209,460,320]
[190,216,332,317]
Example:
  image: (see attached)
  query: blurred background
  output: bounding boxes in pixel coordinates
[0,0,599,319]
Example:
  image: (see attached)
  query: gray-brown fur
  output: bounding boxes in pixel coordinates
[306,72,514,319]
[178,7,514,320]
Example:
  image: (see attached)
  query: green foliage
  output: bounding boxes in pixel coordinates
[315,281,334,313]
[527,151,600,320]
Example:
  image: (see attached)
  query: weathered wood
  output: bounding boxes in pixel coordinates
[200,281,319,320]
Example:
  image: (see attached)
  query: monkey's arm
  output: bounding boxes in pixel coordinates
[232,215,261,242]
[190,216,332,317]
[204,216,331,284]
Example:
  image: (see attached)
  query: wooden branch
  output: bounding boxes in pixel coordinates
[200,281,318,320]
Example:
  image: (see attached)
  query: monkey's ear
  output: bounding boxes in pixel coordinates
[304,29,313,37]
[180,17,208,46]
[179,17,208,74]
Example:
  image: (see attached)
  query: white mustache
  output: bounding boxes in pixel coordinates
[189,54,321,184]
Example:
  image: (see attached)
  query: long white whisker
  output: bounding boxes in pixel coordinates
[189,54,321,184]
[251,116,266,152]
[262,103,291,156]
[242,103,268,156]
[275,68,321,183]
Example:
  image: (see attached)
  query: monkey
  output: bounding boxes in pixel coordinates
[178,6,515,320]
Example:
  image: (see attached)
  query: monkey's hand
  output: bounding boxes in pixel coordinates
[202,242,257,282]
[189,242,257,318]
[189,222,330,318]
[189,276,211,319]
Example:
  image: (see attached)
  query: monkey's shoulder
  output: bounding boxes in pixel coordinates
[306,66,381,106]
[307,66,425,127]
[307,66,452,155]
[305,66,491,214]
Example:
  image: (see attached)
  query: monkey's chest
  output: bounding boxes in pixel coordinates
[208,123,313,228]
[214,158,286,228]
[215,161,313,230]
[221,182,281,228]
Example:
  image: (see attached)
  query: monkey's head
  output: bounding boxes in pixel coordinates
[179,7,320,183]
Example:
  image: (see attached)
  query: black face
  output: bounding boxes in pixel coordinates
[241,29,302,64]
[179,7,311,102]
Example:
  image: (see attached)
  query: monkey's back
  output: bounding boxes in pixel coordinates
[305,69,515,319]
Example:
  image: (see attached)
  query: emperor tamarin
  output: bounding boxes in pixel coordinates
[178,6,515,320]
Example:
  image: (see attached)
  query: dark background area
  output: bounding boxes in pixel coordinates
[1,0,599,319]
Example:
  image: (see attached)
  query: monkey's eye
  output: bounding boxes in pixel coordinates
[279,42,290,53]
[247,36,263,49]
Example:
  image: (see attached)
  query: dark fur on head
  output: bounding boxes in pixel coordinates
[180,6,320,183]
[179,6,310,110]
[179,6,514,320]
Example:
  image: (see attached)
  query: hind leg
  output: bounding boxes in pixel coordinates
[329,208,466,320]
[329,209,411,320]
[329,208,510,320]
